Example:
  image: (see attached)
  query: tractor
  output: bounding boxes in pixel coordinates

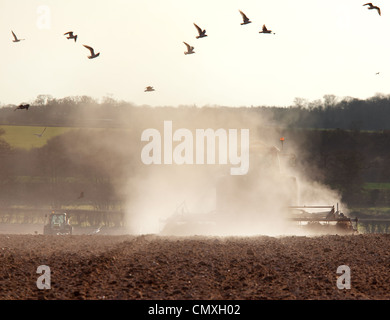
[43,212,73,235]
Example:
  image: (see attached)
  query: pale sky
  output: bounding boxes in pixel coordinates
[1,0,389,107]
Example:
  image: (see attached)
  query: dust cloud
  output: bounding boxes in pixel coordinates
[121,107,346,237]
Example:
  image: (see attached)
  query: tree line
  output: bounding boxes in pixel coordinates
[1,93,390,130]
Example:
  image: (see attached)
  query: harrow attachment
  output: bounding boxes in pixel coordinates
[288,205,358,234]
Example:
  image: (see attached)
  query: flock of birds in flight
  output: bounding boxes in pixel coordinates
[12,30,100,59]
[10,8,278,94]
[183,10,275,56]
[62,31,100,59]
[10,3,383,97]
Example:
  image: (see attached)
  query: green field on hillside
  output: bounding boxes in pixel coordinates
[0,125,132,149]
[364,183,390,190]
[0,125,74,149]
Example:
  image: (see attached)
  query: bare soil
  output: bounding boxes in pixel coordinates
[1,232,390,300]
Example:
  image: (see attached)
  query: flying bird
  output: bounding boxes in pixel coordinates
[183,42,195,55]
[194,23,207,38]
[259,24,275,34]
[144,86,155,92]
[376,72,380,75]
[14,104,30,111]
[77,191,84,199]
[363,3,381,16]
[11,31,24,42]
[239,10,251,25]
[33,127,46,138]
[64,31,77,42]
[83,45,100,59]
